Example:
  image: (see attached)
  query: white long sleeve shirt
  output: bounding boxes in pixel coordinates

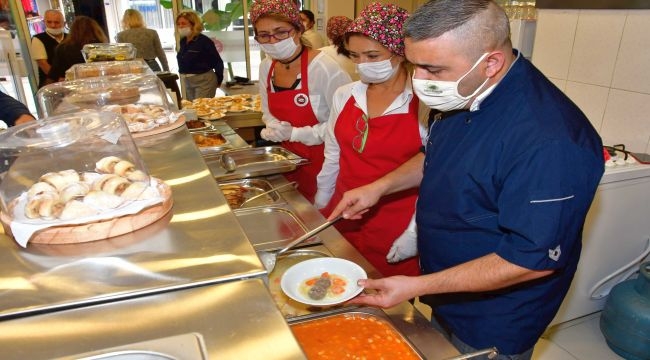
[315,78,429,208]
[258,51,352,145]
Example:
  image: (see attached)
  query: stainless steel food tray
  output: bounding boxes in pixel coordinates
[205,146,307,181]
[234,206,322,251]
[192,130,231,154]
[289,307,425,360]
[219,178,285,208]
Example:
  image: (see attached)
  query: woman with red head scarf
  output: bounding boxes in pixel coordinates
[250,0,352,203]
[316,3,427,277]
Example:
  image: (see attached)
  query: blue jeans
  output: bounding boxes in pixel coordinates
[430,315,534,360]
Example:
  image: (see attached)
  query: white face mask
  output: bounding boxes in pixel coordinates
[412,53,490,112]
[356,58,399,84]
[178,27,192,38]
[259,37,298,61]
[46,27,63,36]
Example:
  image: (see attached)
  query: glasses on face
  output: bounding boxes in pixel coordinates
[352,114,369,153]
[254,28,294,44]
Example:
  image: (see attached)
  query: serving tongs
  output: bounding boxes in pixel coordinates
[258,215,343,273]
[238,181,297,208]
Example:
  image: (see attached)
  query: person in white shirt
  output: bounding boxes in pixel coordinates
[316,3,427,277]
[31,9,66,88]
[250,0,351,203]
[299,9,324,49]
[318,16,358,81]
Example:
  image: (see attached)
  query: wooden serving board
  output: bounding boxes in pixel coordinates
[130,115,186,138]
[0,180,173,245]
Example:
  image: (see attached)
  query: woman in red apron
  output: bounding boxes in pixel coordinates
[318,4,424,277]
[250,0,352,203]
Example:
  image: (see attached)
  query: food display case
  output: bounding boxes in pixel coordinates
[0,111,162,247]
[37,74,182,135]
[0,124,266,321]
[65,60,153,81]
[82,43,137,62]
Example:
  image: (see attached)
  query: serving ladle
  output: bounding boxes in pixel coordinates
[259,215,343,273]
[220,155,237,173]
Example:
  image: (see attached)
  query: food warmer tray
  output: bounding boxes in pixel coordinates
[289,306,425,360]
[234,206,322,251]
[219,178,286,208]
[191,130,231,154]
[205,146,307,181]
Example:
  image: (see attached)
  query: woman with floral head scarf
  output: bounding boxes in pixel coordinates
[318,16,358,81]
[316,3,428,277]
[251,0,352,202]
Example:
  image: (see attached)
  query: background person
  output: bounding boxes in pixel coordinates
[251,0,351,203]
[48,16,108,82]
[318,16,358,81]
[330,0,604,358]
[316,3,425,277]
[299,9,324,49]
[116,9,169,72]
[31,9,66,88]
[175,10,224,100]
[0,91,35,127]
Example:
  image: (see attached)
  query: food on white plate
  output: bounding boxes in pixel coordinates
[21,156,157,221]
[301,272,348,301]
[307,272,332,300]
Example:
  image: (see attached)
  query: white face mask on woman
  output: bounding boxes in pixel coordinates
[356,58,399,84]
[178,27,192,38]
[412,53,490,112]
[259,37,298,61]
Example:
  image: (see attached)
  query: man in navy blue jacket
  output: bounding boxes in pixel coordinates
[328,1,604,359]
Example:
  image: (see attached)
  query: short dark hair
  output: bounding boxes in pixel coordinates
[300,10,315,23]
[405,0,510,58]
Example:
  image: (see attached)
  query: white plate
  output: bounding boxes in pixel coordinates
[280,257,366,306]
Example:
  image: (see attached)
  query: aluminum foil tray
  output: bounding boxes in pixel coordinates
[206,146,307,181]
[219,178,285,208]
[234,206,322,251]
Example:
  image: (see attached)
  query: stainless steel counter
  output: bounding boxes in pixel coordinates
[0,123,459,359]
[0,279,306,360]
[0,125,265,320]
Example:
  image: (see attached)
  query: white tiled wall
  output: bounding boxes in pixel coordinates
[532,9,650,153]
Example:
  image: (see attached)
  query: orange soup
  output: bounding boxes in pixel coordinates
[291,313,421,359]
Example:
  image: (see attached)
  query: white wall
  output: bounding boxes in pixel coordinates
[532,9,650,153]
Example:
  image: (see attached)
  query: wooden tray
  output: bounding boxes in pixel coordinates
[0,180,173,245]
[131,115,185,138]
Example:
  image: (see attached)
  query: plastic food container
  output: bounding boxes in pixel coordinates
[0,111,168,246]
[0,111,150,216]
[82,43,136,62]
[66,60,152,80]
[37,74,179,133]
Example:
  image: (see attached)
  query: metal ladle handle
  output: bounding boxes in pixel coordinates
[238,181,297,208]
[276,215,343,256]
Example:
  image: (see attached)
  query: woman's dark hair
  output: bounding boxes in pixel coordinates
[299,9,315,23]
[60,15,108,47]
